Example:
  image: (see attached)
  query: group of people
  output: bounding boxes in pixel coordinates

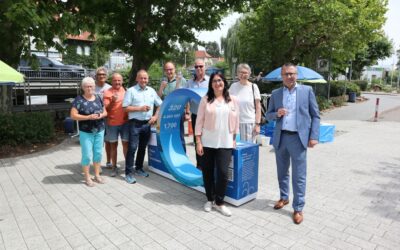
[70,61,320,224]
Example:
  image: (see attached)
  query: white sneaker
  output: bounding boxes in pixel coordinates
[204,201,213,212]
[215,205,232,217]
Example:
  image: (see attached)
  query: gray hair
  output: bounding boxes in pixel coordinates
[81,77,95,89]
[237,63,251,75]
[96,66,108,76]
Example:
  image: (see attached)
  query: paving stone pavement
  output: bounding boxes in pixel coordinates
[0,118,399,249]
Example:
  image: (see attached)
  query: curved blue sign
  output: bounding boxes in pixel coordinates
[157,88,207,187]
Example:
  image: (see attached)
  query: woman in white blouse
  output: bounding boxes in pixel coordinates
[195,72,240,217]
[229,63,262,143]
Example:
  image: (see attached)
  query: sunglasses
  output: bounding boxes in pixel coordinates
[194,65,204,69]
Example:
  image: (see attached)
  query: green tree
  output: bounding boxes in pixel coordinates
[223,0,388,76]
[351,35,392,79]
[0,0,85,68]
[69,0,247,85]
[205,41,221,57]
[164,42,197,68]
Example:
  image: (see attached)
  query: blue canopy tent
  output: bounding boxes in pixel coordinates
[263,65,326,83]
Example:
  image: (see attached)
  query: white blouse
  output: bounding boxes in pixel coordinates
[201,100,234,149]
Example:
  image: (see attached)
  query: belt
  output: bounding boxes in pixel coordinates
[130,118,150,125]
[281,130,298,135]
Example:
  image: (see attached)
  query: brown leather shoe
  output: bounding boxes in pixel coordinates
[273,199,289,210]
[293,211,303,224]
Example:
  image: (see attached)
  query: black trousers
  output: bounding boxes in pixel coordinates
[191,113,202,167]
[200,147,232,205]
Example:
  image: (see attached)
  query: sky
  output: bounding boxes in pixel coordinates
[197,1,400,68]
[379,0,400,67]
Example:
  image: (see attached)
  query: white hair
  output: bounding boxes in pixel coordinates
[237,63,252,75]
[96,66,108,76]
[81,77,95,88]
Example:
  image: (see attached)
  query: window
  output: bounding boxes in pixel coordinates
[76,46,82,55]
[84,46,90,56]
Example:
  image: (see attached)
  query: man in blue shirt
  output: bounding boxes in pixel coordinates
[266,63,320,224]
[123,70,162,184]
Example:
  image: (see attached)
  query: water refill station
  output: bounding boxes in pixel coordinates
[148,88,259,206]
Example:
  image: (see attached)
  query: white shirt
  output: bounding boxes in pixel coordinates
[229,81,260,123]
[95,83,111,99]
[201,101,234,148]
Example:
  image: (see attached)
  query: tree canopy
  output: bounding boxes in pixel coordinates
[222,0,389,77]
[68,0,247,84]
[1,0,248,84]
[0,0,80,68]
[204,41,221,57]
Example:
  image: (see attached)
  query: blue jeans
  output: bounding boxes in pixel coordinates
[79,130,105,166]
[125,119,151,175]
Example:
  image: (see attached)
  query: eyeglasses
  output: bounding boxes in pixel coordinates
[239,71,249,75]
[212,78,223,83]
[194,65,204,69]
[97,73,106,76]
[164,68,174,71]
[283,73,297,77]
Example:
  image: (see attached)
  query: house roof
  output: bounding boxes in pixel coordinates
[67,32,95,41]
[195,50,212,58]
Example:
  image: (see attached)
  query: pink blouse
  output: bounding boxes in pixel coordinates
[195,95,240,136]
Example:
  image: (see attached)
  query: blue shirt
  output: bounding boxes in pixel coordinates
[186,75,209,114]
[123,84,162,121]
[282,83,297,132]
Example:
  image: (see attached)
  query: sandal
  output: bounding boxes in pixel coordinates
[94,176,105,184]
[85,178,95,187]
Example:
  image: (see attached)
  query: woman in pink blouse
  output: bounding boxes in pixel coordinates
[195,72,240,217]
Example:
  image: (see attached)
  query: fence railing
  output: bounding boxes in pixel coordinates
[18,67,92,81]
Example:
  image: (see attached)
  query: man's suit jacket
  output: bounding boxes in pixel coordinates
[266,84,320,149]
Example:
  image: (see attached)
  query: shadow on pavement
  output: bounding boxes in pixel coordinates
[361,157,400,221]
[42,162,82,185]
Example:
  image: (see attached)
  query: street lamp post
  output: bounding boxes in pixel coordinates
[232,57,237,80]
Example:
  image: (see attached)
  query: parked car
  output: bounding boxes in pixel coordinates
[18,56,85,79]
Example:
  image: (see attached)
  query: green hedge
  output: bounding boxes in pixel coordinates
[330,81,361,97]
[0,112,55,146]
[352,80,368,91]
[330,95,347,106]
[316,96,332,111]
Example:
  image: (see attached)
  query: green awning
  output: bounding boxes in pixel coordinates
[0,60,24,84]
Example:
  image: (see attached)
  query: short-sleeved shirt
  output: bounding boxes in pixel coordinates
[160,77,187,98]
[122,84,163,121]
[95,83,111,99]
[229,81,261,123]
[186,75,209,114]
[72,95,105,133]
[103,87,128,126]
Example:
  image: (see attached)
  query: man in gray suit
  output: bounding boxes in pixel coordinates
[266,63,320,224]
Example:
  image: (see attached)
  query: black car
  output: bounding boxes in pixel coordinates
[19,56,85,79]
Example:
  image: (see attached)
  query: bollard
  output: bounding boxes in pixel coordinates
[373,98,380,122]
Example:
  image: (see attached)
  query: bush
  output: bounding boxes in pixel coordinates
[0,112,55,146]
[330,95,347,107]
[316,96,333,111]
[346,82,361,96]
[329,81,360,97]
[352,80,368,91]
